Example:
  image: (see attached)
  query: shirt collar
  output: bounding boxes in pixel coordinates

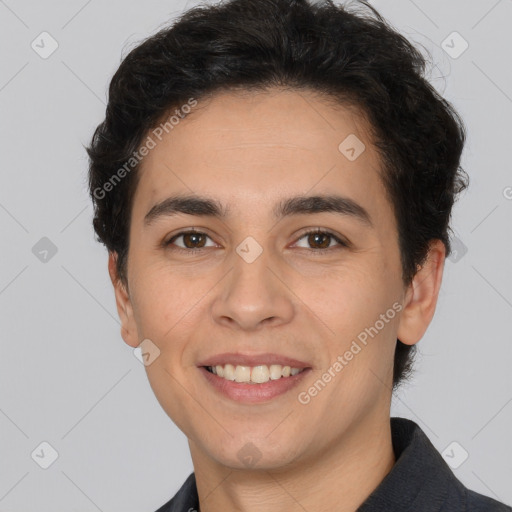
[357,417,464,511]
[157,417,467,512]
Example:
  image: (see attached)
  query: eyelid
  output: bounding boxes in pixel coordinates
[163,228,220,249]
[292,228,350,250]
[163,227,350,252]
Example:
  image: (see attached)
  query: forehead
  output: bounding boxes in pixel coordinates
[133,88,393,229]
[158,88,373,165]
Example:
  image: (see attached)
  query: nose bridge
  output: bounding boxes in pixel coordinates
[232,236,272,289]
[211,235,294,330]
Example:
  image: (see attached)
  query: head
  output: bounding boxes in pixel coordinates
[87,0,467,471]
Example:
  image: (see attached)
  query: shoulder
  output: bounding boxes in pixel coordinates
[463,488,512,512]
[153,472,198,512]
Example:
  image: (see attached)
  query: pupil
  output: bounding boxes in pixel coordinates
[185,233,205,248]
[309,233,329,249]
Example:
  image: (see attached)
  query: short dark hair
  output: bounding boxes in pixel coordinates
[86,0,468,389]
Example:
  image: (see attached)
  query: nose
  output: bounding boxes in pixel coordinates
[211,245,295,331]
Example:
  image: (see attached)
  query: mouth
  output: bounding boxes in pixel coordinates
[203,363,307,384]
[197,354,312,403]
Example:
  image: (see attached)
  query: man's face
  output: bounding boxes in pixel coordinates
[117,88,410,470]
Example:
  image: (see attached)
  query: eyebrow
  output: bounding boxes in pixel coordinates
[144,193,373,228]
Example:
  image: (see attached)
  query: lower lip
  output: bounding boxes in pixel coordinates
[199,366,311,404]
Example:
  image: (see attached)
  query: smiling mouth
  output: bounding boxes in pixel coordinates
[204,363,307,384]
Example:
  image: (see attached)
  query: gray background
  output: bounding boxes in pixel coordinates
[0,0,511,510]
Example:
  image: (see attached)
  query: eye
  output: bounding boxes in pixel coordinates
[163,228,349,254]
[293,229,349,251]
[164,230,217,252]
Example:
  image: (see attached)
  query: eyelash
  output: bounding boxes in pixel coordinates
[163,228,349,255]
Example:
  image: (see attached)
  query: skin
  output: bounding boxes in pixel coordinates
[109,88,445,512]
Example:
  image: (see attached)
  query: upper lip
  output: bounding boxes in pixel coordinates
[198,352,311,369]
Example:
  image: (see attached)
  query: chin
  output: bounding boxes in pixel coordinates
[202,435,305,472]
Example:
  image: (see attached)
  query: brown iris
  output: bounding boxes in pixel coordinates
[307,232,331,249]
[182,232,207,249]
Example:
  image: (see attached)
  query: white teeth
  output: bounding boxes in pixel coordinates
[223,364,236,381]
[269,364,282,380]
[251,365,270,383]
[234,365,251,383]
[206,364,305,384]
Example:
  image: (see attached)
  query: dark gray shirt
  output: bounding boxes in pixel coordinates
[155,417,511,512]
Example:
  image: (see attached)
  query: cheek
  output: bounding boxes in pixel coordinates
[303,261,400,372]
[128,263,200,345]
[300,263,387,329]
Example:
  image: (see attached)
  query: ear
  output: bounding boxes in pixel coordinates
[108,252,139,348]
[396,239,446,346]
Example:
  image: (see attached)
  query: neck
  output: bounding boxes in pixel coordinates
[189,413,396,512]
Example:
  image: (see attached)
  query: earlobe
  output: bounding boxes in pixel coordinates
[396,240,446,346]
[108,252,140,348]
